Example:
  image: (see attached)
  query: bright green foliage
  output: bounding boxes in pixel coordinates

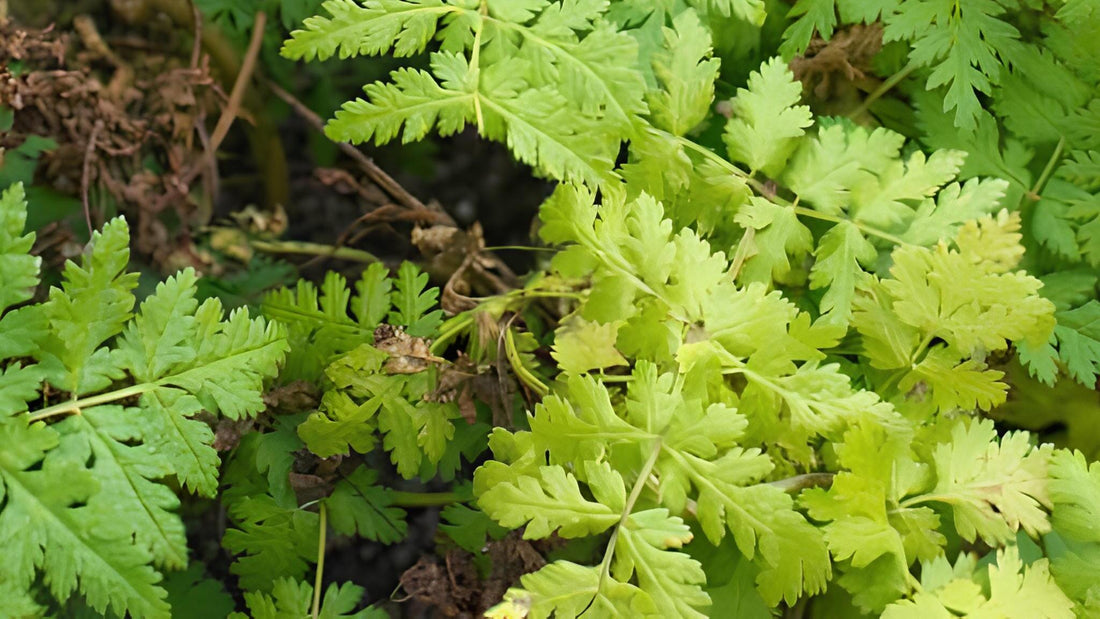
[0,186,287,617]
[284,0,646,191]
[880,546,1073,618]
[221,420,322,590]
[647,11,720,137]
[782,0,1024,129]
[285,266,477,480]
[923,420,1051,545]
[476,359,834,610]
[389,260,443,336]
[490,561,656,618]
[263,260,442,381]
[1046,450,1100,614]
[801,418,1056,611]
[178,1,1100,615]
[230,578,383,619]
[300,342,464,478]
[775,0,1100,391]
[855,212,1055,415]
[0,184,39,311]
[723,57,812,177]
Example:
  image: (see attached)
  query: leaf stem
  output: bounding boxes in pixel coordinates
[675,135,910,247]
[470,2,487,132]
[249,239,378,264]
[312,501,327,619]
[791,206,908,246]
[849,59,920,120]
[1024,136,1065,203]
[27,383,157,422]
[505,327,549,397]
[389,490,462,508]
[590,438,663,613]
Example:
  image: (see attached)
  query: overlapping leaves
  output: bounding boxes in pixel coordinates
[0,185,288,617]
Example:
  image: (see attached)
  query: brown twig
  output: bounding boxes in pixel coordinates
[189,0,203,70]
[266,80,456,226]
[180,11,266,192]
[207,11,265,157]
[81,120,104,235]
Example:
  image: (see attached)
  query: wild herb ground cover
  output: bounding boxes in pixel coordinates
[1,0,1099,617]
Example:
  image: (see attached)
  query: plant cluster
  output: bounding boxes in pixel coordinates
[1,0,1099,617]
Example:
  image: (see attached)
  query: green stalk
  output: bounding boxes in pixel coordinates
[250,239,379,264]
[1024,136,1065,204]
[505,327,549,397]
[590,438,663,611]
[849,59,920,120]
[27,383,157,422]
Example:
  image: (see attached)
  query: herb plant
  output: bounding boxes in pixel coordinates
[280,1,1100,617]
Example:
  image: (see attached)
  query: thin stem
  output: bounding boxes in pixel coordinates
[849,59,920,120]
[1024,136,1065,203]
[27,383,157,422]
[676,134,911,247]
[589,439,663,614]
[791,206,908,246]
[505,327,549,396]
[311,502,327,619]
[430,314,474,355]
[389,491,462,508]
[470,2,487,132]
[249,239,379,264]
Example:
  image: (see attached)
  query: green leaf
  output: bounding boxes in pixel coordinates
[477,463,620,538]
[352,262,393,329]
[900,346,1007,412]
[780,0,836,58]
[884,0,1024,130]
[326,54,475,146]
[282,0,459,61]
[222,495,320,591]
[298,390,381,458]
[495,561,657,618]
[723,57,813,177]
[1020,301,1100,388]
[0,416,170,617]
[881,546,1073,618]
[646,10,720,136]
[919,419,1052,545]
[388,261,443,337]
[162,563,236,619]
[1049,449,1100,544]
[237,578,379,619]
[882,241,1055,357]
[0,183,40,312]
[809,221,877,325]
[734,197,813,284]
[325,467,407,543]
[439,503,508,553]
[37,217,138,395]
[551,317,628,374]
[782,121,904,215]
